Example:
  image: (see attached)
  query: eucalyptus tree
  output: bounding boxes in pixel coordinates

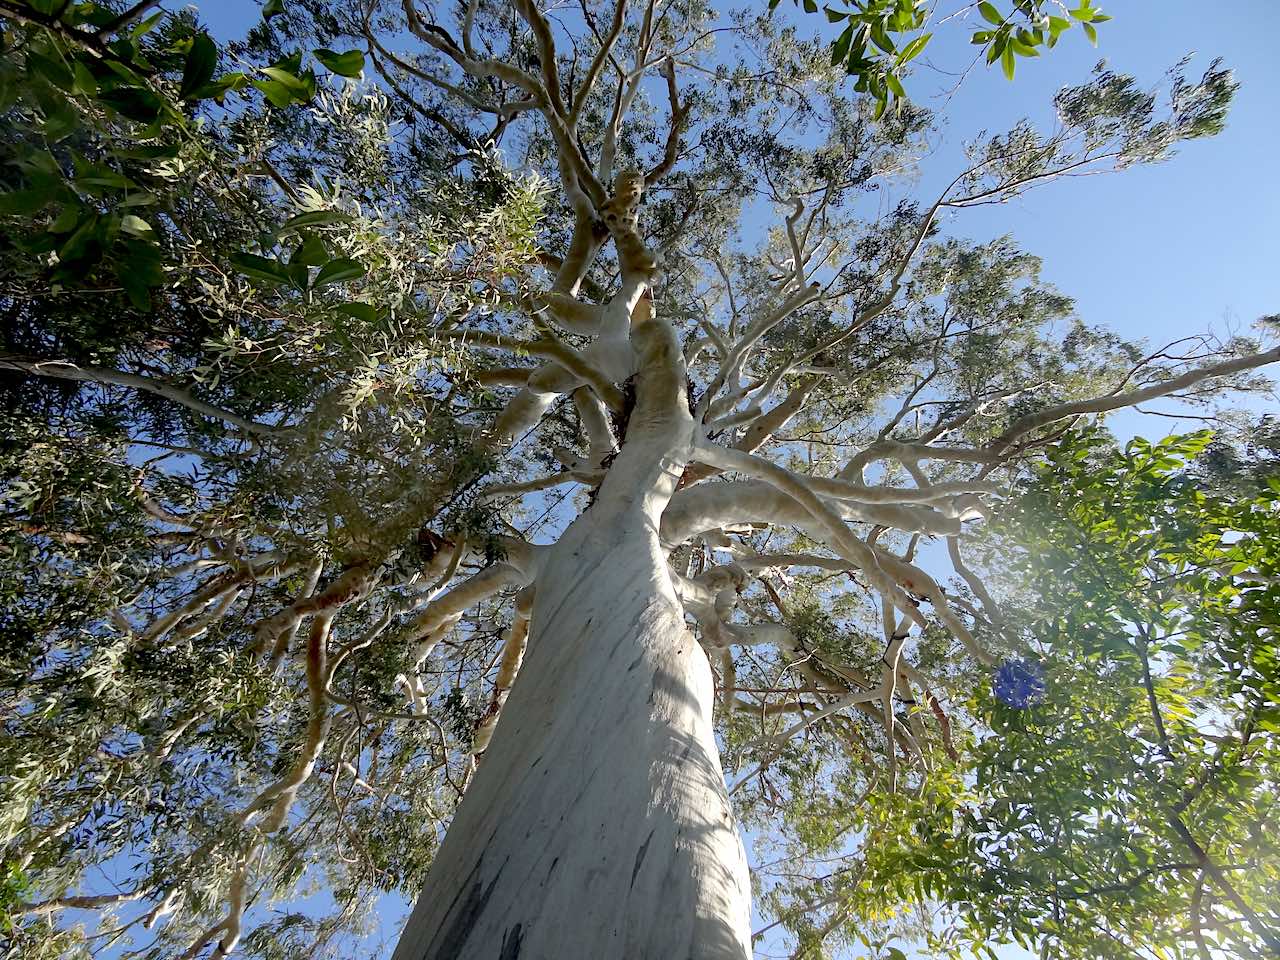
[0,1,1275,960]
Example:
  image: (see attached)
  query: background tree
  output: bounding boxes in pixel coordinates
[775,0,1113,113]
[0,1,1275,959]
[811,430,1280,959]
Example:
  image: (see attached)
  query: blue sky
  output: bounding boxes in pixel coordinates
[177,2,1278,958]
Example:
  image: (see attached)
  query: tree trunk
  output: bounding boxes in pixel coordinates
[391,503,752,959]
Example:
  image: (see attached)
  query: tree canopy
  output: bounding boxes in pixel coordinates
[0,1,1275,959]
[777,0,1113,112]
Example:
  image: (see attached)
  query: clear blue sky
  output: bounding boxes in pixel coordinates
[187,3,1277,958]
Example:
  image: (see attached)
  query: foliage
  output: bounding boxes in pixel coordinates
[0,1,1273,958]
[776,0,1113,113]
[839,432,1280,958]
[1,1,543,956]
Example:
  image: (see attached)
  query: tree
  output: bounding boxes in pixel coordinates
[836,430,1280,959]
[0,1,1274,959]
[776,0,1113,113]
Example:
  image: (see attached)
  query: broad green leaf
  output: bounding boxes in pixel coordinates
[119,214,154,239]
[1001,45,1015,80]
[280,210,352,232]
[0,190,54,216]
[131,11,166,38]
[263,0,286,17]
[290,234,328,267]
[831,24,855,66]
[96,86,163,123]
[978,2,1004,26]
[116,240,164,309]
[231,251,293,285]
[335,302,380,323]
[71,62,98,97]
[252,77,296,108]
[41,98,80,141]
[897,33,930,65]
[180,33,218,100]
[987,33,1006,64]
[870,21,895,54]
[27,51,74,90]
[1047,15,1072,37]
[313,257,367,288]
[314,48,365,78]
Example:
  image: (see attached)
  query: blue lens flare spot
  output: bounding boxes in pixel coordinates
[994,658,1045,708]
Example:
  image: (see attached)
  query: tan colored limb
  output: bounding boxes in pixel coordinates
[989,344,1280,455]
[471,587,535,755]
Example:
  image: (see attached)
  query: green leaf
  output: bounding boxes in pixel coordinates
[131,11,166,38]
[261,66,308,92]
[831,24,855,66]
[1083,21,1098,45]
[41,98,80,141]
[313,258,367,288]
[117,191,160,208]
[803,0,818,13]
[180,33,218,100]
[978,2,1004,26]
[263,0,286,17]
[314,48,365,78]
[290,234,328,267]
[27,51,74,91]
[987,33,1006,64]
[57,213,102,265]
[280,210,352,232]
[72,61,98,97]
[74,166,134,192]
[117,240,164,310]
[258,58,317,104]
[0,190,55,216]
[335,302,380,323]
[823,6,847,23]
[870,21,895,54]
[1001,45,1015,80]
[231,251,293,285]
[196,72,251,101]
[252,78,296,108]
[119,214,154,239]
[897,33,930,65]
[96,87,163,123]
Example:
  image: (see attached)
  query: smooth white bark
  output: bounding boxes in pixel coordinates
[392,509,752,960]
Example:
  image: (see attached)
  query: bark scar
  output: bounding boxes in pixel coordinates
[630,828,656,889]
[499,922,524,959]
